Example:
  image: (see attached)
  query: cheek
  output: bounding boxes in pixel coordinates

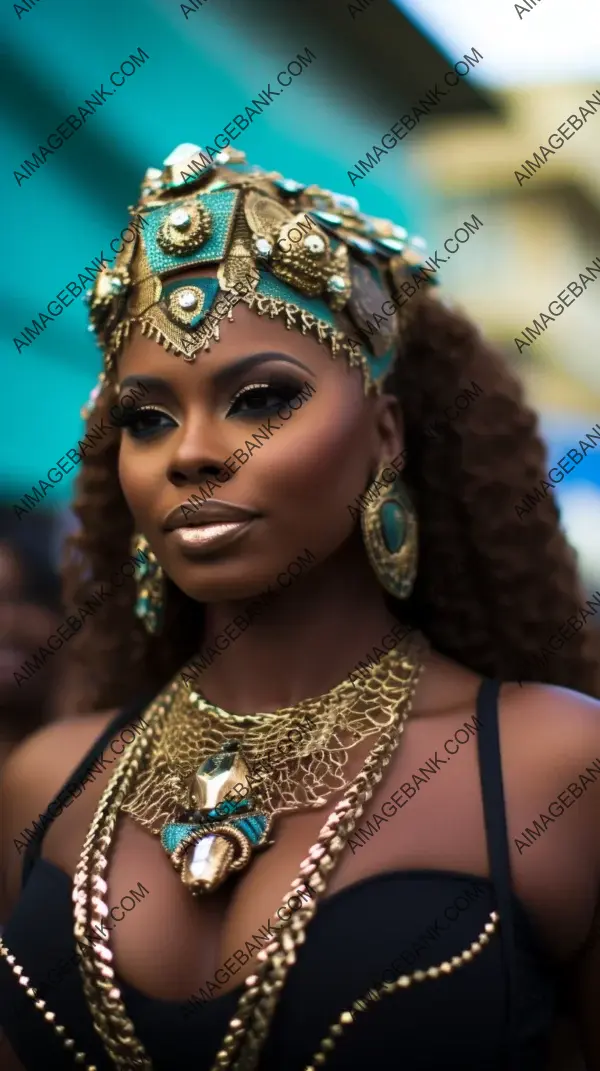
[254,394,369,510]
[117,441,158,520]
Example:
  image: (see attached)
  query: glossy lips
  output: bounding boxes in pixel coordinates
[163,499,259,556]
[163,499,258,530]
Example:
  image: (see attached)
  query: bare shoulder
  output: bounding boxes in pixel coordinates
[0,711,117,918]
[499,681,600,853]
[500,680,600,760]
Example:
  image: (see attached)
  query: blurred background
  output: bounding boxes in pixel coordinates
[2,0,600,755]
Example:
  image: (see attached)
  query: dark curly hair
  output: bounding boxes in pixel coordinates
[62,291,600,711]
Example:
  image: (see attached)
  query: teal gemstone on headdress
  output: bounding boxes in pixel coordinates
[161,823,202,854]
[373,237,407,255]
[308,209,342,227]
[143,189,239,275]
[380,499,406,554]
[310,210,343,227]
[273,177,306,196]
[332,193,360,213]
[366,343,397,386]
[344,233,379,256]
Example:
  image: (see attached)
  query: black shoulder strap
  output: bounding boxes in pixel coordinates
[21,699,149,889]
[475,678,520,1067]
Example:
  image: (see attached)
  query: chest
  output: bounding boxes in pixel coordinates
[40,709,596,1005]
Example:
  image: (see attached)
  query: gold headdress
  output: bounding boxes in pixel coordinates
[84,143,438,414]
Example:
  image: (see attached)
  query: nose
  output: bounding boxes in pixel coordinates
[167,415,227,489]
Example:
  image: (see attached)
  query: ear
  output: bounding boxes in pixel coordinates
[373,392,404,463]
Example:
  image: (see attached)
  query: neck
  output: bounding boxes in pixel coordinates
[186,535,411,713]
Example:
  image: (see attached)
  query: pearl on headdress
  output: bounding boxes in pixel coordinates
[109,277,124,293]
[304,234,326,255]
[178,289,198,310]
[145,167,162,180]
[214,152,230,166]
[254,238,273,257]
[410,236,428,250]
[392,225,408,241]
[327,275,348,293]
[169,208,191,229]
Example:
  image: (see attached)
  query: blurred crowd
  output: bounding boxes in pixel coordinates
[0,507,83,774]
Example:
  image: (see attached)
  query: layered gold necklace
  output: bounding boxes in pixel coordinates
[120,637,426,897]
[0,629,492,1069]
[70,631,428,1068]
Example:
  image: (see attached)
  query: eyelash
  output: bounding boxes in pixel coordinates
[226,380,301,415]
[115,380,303,440]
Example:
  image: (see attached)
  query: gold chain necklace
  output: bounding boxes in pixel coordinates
[0,629,501,1068]
[120,643,419,896]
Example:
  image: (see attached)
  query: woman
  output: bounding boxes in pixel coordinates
[1,142,599,1071]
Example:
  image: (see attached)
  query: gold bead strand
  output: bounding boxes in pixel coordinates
[73,688,175,1069]
[213,643,427,1071]
[304,913,500,1070]
[0,940,98,1069]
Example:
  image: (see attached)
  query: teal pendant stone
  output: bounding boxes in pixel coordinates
[381,500,406,554]
[233,814,268,845]
[206,797,252,821]
[161,823,202,854]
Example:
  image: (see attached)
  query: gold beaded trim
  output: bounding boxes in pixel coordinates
[0,939,96,1069]
[304,910,500,1069]
[0,911,499,1071]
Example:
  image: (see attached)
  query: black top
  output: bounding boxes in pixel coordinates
[0,680,559,1070]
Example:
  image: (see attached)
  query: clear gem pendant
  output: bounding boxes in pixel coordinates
[160,741,273,895]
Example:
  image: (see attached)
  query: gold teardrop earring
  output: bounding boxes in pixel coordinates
[360,461,418,599]
[131,532,165,635]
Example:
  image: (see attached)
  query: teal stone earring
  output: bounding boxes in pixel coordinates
[360,462,418,600]
[131,533,165,635]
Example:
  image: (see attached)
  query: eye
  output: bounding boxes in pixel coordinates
[115,406,177,440]
[226,381,303,417]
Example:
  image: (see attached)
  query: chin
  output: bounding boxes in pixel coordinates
[175,562,279,605]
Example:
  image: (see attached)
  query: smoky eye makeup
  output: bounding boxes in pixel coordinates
[112,405,179,439]
[225,377,307,417]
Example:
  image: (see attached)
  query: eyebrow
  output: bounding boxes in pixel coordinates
[118,353,313,395]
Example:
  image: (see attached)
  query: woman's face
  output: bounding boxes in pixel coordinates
[117,271,403,603]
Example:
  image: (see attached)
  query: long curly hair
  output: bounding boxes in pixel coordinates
[62,291,600,711]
